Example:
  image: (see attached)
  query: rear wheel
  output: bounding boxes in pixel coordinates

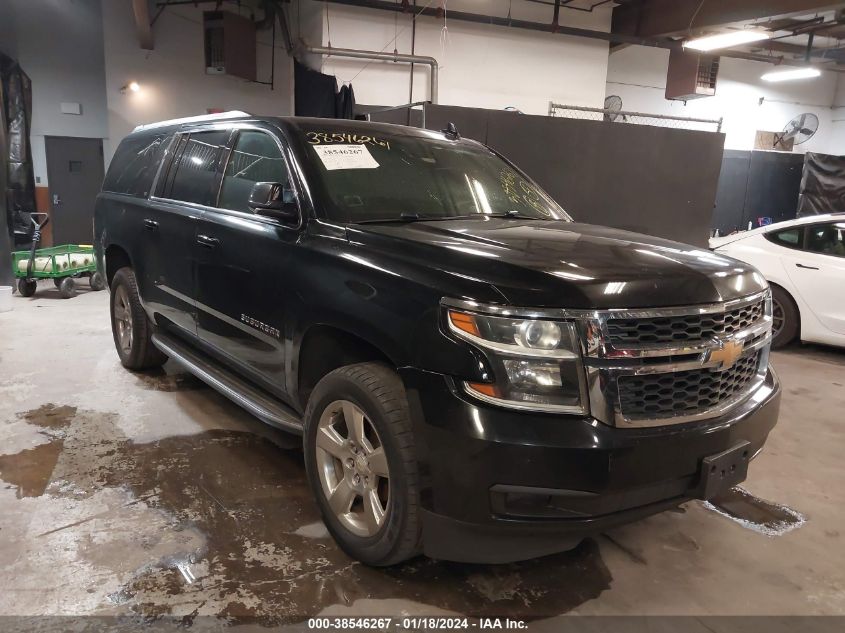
[89,271,105,291]
[771,285,799,349]
[110,267,167,369]
[58,277,76,299]
[304,362,421,566]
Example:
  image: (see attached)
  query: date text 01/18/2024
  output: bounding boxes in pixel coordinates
[306,618,529,630]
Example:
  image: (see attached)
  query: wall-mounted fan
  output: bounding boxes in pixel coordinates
[604,95,625,122]
[774,113,819,150]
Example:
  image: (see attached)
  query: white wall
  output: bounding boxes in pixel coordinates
[0,0,108,185]
[102,2,294,165]
[606,46,839,154]
[828,74,845,155]
[297,0,611,115]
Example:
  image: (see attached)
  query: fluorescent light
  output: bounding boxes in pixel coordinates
[761,67,821,82]
[684,30,769,52]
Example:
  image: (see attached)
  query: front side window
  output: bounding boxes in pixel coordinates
[765,227,803,249]
[166,130,230,206]
[219,130,290,213]
[805,222,845,258]
[294,126,570,224]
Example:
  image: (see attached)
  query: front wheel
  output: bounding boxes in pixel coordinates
[110,267,167,369]
[304,363,421,566]
[17,278,37,297]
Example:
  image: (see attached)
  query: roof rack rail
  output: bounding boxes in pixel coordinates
[132,110,251,133]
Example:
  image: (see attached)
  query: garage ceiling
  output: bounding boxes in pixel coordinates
[612,1,845,66]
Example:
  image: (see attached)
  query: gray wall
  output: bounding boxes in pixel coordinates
[418,105,726,247]
[0,0,108,186]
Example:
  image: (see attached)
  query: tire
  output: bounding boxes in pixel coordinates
[304,362,421,566]
[58,277,77,299]
[110,267,167,370]
[771,285,799,349]
[89,271,105,291]
[54,278,63,288]
[17,278,36,297]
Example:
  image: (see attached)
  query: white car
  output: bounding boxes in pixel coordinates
[710,213,845,349]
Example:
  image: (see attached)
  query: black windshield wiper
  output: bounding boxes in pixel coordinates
[486,210,547,219]
[355,212,429,224]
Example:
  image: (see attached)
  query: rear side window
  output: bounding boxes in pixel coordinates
[765,227,803,249]
[805,222,845,258]
[102,134,170,197]
[219,130,290,213]
[165,130,231,206]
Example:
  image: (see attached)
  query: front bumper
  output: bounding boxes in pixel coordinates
[399,366,781,563]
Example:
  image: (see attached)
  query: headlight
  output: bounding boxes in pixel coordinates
[446,308,587,414]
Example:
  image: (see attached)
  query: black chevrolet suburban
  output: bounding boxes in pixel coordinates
[94,112,781,566]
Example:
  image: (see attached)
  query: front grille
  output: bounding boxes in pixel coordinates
[617,351,761,420]
[607,298,765,347]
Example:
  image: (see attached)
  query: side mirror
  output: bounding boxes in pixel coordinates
[249,182,299,223]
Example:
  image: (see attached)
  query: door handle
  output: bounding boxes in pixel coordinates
[796,263,819,270]
[143,219,159,231]
[196,234,221,249]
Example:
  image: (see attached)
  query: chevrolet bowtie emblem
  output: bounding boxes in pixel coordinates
[709,340,744,369]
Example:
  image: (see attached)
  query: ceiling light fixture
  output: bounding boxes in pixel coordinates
[761,67,821,82]
[684,30,770,52]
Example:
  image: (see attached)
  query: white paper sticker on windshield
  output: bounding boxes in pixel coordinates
[313,144,380,170]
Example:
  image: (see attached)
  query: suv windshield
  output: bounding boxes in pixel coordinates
[295,127,571,224]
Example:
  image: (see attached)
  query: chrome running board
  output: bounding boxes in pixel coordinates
[151,333,303,434]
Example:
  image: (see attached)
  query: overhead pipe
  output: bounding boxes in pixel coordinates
[302,44,439,103]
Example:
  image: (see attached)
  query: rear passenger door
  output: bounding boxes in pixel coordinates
[146,128,232,339]
[193,126,300,398]
[784,221,845,335]
[98,132,170,305]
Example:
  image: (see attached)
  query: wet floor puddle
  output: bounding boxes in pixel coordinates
[1,405,612,621]
[0,404,76,498]
[703,486,806,536]
[0,442,66,498]
[1,403,812,620]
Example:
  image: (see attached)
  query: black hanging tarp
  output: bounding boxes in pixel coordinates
[294,60,338,118]
[797,152,845,217]
[1,52,35,285]
[336,84,356,120]
[294,60,356,119]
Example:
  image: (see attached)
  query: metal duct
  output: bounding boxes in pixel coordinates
[302,45,439,104]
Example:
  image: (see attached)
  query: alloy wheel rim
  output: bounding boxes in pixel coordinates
[771,297,785,339]
[315,399,390,538]
[113,286,133,353]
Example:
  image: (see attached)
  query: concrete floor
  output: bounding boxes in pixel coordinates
[1,281,844,623]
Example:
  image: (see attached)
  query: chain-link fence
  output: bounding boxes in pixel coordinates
[549,102,723,133]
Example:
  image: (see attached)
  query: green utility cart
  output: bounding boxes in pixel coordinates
[12,213,105,299]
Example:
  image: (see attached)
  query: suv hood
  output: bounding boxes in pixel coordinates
[348,218,767,309]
